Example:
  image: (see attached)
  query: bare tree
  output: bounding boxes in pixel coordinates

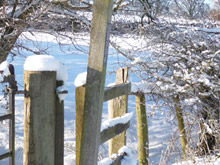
[0,0,47,62]
[171,0,208,19]
[136,0,172,23]
[0,0,93,63]
[212,0,220,20]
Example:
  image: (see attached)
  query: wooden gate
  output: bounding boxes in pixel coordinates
[0,65,17,165]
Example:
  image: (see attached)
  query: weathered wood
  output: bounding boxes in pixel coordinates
[78,0,114,164]
[0,69,17,165]
[9,88,15,165]
[23,71,56,165]
[100,122,130,145]
[174,95,187,160]
[75,86,85,165]
[109,67,128,157]
[104,82,131,102]
[8,73,16,165]
[136,93,149,165]
[0,151,12,160]
[16,90,25,95]
[55,80,64,165]
[0,113,12,121]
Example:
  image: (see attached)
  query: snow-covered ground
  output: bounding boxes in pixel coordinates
[0,29,219,164]
[0,32,179,165]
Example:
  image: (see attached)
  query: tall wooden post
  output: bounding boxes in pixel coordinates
[174,95,187,160]
[108,68,128,157]
[23,71,56,165]
[136,93,148,165]
[78,0,114,164]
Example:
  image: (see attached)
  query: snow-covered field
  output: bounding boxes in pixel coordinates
[0,30,219,165]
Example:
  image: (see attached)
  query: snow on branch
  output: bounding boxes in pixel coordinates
[49,8,91,27]
[11,0,42,18]
[131,81,158,94]
[194,27,220,34]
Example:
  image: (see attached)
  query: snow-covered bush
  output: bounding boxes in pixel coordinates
[113,16,220,159]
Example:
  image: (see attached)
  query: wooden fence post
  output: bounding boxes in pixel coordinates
[108,67,128,157]
[78,0,113,164]
[23,71,56,165]
[136,93,149,165]
[173,95,187,160]
[75,86,85,165]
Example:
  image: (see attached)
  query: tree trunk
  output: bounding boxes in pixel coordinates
[173,95,187,160]
[0,31,21,63]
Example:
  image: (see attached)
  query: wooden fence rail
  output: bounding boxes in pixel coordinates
[104,82,131,102]
[100,122,130,145]
[0,114,12,121]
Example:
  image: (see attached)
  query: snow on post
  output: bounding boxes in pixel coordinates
[24,55,68,101]
[74,72,87,87]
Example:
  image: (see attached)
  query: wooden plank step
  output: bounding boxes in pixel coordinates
[104,82,131,102]
[100,122,130,145]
